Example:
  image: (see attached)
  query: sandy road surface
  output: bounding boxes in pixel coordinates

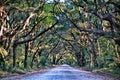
[0,64,114,80]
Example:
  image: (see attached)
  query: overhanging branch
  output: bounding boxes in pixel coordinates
[15,20,58,45]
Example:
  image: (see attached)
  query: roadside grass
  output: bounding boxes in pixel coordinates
[0,65,53,78]
[82,65,120,79]
[93,68,120,79]
[0,68,27,78]
[0,71,14,78]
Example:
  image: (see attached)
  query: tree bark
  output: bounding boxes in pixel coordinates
[13,42,17,68]
[52,55,56,65]
[115,45,120,58]
[75,51,85,67]
[31,49,38,68]
[89,41,98,67]
[97,40,101,55]
[24,43,28,68]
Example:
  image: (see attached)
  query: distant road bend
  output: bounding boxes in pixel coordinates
[1,64,114,80]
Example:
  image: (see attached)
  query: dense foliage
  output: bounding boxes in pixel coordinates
[0,0,120,76]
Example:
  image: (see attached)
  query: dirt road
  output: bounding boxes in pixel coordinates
[0,64,114,80]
